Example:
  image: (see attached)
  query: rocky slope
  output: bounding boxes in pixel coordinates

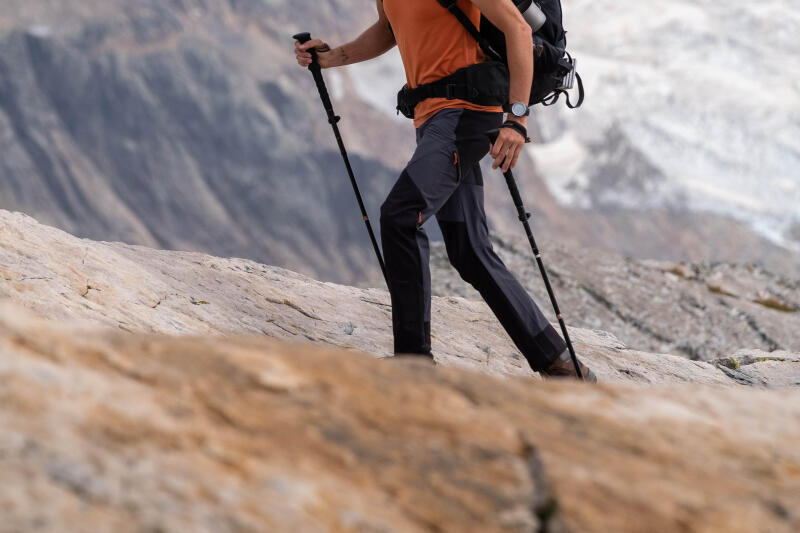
[1,211,800,532]
[431,236,800,362]
[0,0,403,286]
[2,209,799,387]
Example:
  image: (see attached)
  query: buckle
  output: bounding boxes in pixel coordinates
[396,87,415,119]
[396,102,414,119]
[442,0,459,12]
[445,84,457,100]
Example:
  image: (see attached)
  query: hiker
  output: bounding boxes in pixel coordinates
[294,0,596,381]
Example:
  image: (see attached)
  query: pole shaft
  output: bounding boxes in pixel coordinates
[294,33,388,287]
[503,169,584,380]
[328,119,388,285]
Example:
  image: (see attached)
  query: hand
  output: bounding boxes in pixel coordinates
[295,39,334,68]
[490,118,527,173]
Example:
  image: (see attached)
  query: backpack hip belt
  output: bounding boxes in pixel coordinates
[396,61,509,119]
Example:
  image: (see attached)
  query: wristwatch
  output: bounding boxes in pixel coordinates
[510,101,530,118]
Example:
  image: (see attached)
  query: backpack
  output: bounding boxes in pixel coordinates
[396,0,584,119]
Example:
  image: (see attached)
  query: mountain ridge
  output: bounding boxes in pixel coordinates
[2,0,800,287]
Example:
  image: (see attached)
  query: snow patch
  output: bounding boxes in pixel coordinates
[527,133,590,207]
[535,0,800,251]
[344,48,409,123]
[26,25,52,38]
[327,69,344,101]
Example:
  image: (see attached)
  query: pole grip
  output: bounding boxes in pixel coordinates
[293,32,320,67]
[293,32,311,44]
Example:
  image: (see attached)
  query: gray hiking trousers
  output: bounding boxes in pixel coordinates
[379,108,566,371]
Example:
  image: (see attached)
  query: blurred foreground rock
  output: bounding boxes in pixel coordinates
[1,307,799,533]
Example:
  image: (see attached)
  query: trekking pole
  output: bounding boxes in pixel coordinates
[486,129,584,380]
[293,32,388,287]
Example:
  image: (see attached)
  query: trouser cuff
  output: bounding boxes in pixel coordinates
[394,321,432,357]
[527,326,568,372]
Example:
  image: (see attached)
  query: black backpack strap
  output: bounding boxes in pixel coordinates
[563,72,584,109]
[435,0,503,62]
[542,56,585,109]
[541,92,559,106]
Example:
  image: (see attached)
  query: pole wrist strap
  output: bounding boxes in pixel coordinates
[500,120,530,143]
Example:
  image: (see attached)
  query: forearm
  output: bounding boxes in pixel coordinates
[504,22,534,122]
[323,21,395,68]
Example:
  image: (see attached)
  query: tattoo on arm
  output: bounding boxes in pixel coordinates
[338,46,349,65]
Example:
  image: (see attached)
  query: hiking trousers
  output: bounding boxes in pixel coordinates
[379,108,566,371]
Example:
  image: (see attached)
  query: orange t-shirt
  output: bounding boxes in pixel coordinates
[382,0,504,128]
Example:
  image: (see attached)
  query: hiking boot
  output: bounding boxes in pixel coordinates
[540,350,597,382]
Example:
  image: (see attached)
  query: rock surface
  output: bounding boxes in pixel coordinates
[1,305,800,533]
[714,350,800,388]
[3,209,799,387]
[431,236,800,362]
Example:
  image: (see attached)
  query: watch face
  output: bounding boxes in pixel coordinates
[512,102,527,117]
